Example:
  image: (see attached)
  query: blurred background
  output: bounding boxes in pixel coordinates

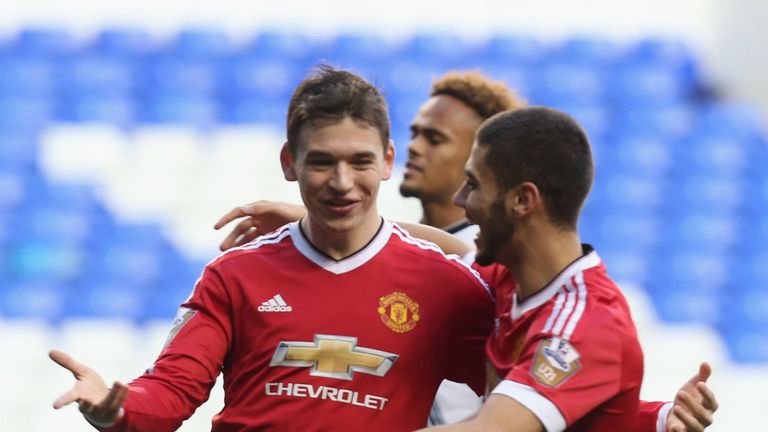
[1,0,767,430]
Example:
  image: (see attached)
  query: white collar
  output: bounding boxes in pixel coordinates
[512,248,601,320]
[289,219,393,275]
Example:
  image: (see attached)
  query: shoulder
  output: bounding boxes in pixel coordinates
[389,222,493,299]
[207,224,294,270]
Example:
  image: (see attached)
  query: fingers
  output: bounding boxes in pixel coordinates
[219,219,259,251]
[676,390,714,429]
[78,382,128,424]
[697,381,719,412]
[697,362,712,382]
[53,388,79,409]
[671,404,705,432]
[49,350,89,379]
[214,206,250,230]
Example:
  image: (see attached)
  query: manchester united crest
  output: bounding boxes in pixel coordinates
[378,292,420,333]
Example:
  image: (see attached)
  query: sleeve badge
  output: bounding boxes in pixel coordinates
[530,336,581,387]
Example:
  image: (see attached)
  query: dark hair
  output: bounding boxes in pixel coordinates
[286,65,390,153]
[476,107,593,229]
[431,70,526,120]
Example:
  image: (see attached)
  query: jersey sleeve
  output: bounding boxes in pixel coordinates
[444,263,495,396]
[491,301,628,430]
[100,265,233,432]
[634,400,673,432]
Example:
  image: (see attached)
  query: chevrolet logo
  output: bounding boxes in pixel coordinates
[269,334,399,380]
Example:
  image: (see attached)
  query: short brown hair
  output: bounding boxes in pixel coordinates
[431,71,526,120]
[477,107,593,229]
[286,65,390,153]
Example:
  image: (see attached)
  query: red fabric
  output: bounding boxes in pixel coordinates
[477,250,655,431]
[102,222,493,431]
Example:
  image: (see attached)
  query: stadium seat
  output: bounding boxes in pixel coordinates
[59,55,136,95]
[91,28,155,58]
[172,29,232,59]
[552,36,619,66]
[0,281,65,320]
[12,27,75,57]
[140,57,219,96]
[481,35,545,66]
[221,57,301,100]
[0,57,56,97]
[57,93,135,125]
[140,91,219,126]
[246,31,314,63]
[401,34,474,67]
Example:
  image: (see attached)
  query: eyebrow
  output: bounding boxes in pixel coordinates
[304,150,378,159]
[411,124,450,141]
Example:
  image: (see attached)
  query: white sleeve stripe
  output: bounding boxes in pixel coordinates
[562,271,588,339]
[491,380,567,432]
[656,402,674,432]
[542,289,566,333]
[551,279,577,335]
[391,224,494,300]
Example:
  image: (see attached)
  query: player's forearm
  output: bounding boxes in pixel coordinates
[634,400,672,432]
[396,222,473,256]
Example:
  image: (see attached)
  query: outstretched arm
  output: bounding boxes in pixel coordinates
[213,200,473,257]
[214,200,307,250]
[50,350,128,428]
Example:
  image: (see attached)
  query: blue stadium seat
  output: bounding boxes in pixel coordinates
[0,132,38,171]
[590,174,666,212]
[0,94,54,130]
[221,57,301,100]
[91,28,155,58]
[141,91,218,125]
[0,281,64,320]
[0,57,56,97]
[593,248,651,285]
[172,29,231,58]
[7,239,84,283]
[590,212,661,253]
[246,32,314,63]
[674,133,749,178]
[609,62,690,106]
[662,176,745,216]
[481,35,545,66]
[62,279,145,320]
[327,34,397,65]
[401,34,473,67]
[12,27,75,57]
[613,104,694,139]
[719,327,768,364]
[223,96,286,125]
[57,93,135,125]
[647,251,731,295]
[530,63,605,105]
[602,134,672,180]
[551,36,619,66]
[660,213,740,254]
[140,57,219,96]
[652,288,719,325]
[59,55,136,95]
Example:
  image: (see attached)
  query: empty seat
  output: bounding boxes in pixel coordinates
[91,28,155,58]
[12,27,75,57]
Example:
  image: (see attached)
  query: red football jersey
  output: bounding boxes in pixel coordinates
[103,220,494,432]
[475,246,645,431]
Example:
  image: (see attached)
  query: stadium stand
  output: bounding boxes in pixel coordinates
[1,27,767,430]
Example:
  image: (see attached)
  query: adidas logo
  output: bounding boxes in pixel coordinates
[258,294,293,312]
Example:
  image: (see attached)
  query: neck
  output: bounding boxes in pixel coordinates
[502,222,583,302]
[300,214,383,260]
[420,199,467,230]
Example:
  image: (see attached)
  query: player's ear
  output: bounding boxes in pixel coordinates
[381,140,395,180]
[281,141,297,181]
[507,181,540,217]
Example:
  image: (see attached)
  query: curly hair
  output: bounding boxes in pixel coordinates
[430,71,526,120]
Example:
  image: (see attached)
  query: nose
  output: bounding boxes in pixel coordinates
[329,162,354,192]
[407,135,425,159]
[452,182,468,209]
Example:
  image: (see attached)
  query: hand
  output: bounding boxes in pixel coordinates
[214,200,307,251]
[666,362,718,432]
[50,350,128,426]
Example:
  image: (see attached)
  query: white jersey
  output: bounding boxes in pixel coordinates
[429,220,484,425]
